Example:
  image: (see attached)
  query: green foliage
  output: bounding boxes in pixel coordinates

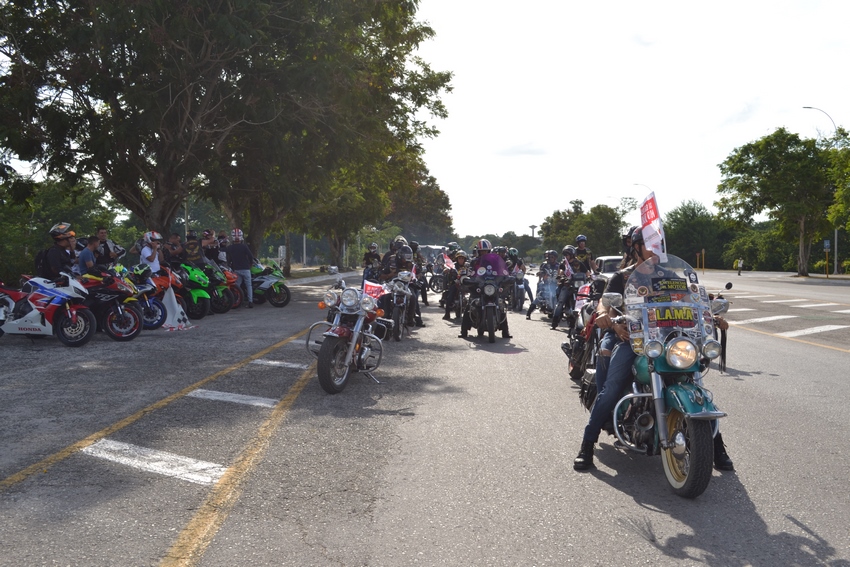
[720,221,797,272]
[539,199,635,257]
[716,127,833,275]
[664,200,734,269]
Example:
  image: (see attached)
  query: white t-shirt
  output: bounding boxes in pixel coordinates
[141,245,160,272]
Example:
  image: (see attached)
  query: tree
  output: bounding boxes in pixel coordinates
[716,128,833,276]
[663,200,733,268]
[539,199,634,256]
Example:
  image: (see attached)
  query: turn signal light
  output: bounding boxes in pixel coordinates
[376,308,385,317]
[318,301,327,309]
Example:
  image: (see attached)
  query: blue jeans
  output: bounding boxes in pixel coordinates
[583,332,637,443]
[235,269,253,303]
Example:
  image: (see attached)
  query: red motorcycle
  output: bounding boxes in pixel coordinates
[1,274,96,346]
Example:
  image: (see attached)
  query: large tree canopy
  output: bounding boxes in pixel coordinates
[716,127,832,276]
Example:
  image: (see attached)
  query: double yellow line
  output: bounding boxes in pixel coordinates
[1,329,316,566]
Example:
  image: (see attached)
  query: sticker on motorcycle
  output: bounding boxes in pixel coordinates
[652,306,696,328]
[652,278,688,292]
[631,337,644,354]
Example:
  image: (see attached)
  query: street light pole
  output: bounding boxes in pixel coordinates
[803,106,839,274]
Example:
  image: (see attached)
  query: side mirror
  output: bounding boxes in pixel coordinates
[601,292,623,308]
[725,282,733,290]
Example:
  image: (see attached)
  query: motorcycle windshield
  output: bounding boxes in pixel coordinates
[623,254,713,355]
[473,254,510,279]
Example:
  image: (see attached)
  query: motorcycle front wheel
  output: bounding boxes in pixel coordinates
[429,275,445,293]
[102,304,143,342]
[661,410,714,499]
[186,296,210,320]
[486,306,496,343]
[392,305,402,341]
[317,336,353,394]
[142,297,167,330]
[211,288,234,313]
[55,309,97,347]
[268,284,291,307]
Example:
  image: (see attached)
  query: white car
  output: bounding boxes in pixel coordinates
[595,255,623,280]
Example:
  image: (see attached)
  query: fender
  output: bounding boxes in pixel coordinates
[664,383,727,420]
[324,326,353,339]
[188,288,211,302]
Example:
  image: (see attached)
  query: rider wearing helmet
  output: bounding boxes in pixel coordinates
[573,234,596,274]
[226,228,254,307]
[362,242,382,282]
[505,247,533,305]
[551,245,583,330]
[140,231,164,273]
[381,244,425,327]
[44,222,75,278]
[525,249,560,319]
[409,241,429,307]
[442,249,470,320]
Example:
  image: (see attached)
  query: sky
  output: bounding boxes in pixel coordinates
[413,0,850,240]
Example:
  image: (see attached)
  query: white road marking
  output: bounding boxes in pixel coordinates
[729,315,798,325]
[731,295,775,299]
[187,388,278,408]
[776,325,850,338]
[251,359,310,370]
[727,308,755,312]
[81,439,226,485]
[793,303,839,309]
[761,299,808,303]
[833,309,850,314]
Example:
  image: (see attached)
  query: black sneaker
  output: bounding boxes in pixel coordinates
[573,441,595,471]
[713,433,734,471]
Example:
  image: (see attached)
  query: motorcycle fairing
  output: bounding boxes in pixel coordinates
[188,288,212,301]
[324,326,353,339]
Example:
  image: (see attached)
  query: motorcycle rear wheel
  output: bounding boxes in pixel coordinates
[268,284,291,307]
[661,410,714,499]
[230,285,243,309]
[317,336,353,394]
[102,304,143,342]
[55,309,96,347]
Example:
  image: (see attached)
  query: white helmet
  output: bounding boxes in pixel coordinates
[231,228,244,242]
[143,231,163,244]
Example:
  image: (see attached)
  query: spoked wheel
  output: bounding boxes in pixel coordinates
[392,305,403,341]
[661,410,714,498]
[54,309,97,347]
[429,275,445,293]
[102,304,143,342]
[317,336,354,394]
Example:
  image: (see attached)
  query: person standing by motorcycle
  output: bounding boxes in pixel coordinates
[140,231,165,273]
[442,250,470,320]
[573,235,597,275]
[45,222,75,278]
[184,230,203,266]
[526,250,560,319]
[201,229,219,262]
[551,245,584,330]
[227,229,254,308]
[163,233,187,265]
[75,235,100,275]
[410,241,429,307]
[94,227,125,267]
[507,248,534,303]
[574,226,734,472]
[362,242,382,283]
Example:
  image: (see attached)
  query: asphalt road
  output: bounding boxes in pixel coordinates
[1,270,848,566]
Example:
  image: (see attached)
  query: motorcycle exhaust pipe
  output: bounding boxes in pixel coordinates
[635,412,654,432]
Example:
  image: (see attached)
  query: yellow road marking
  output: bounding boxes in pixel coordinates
[0,329,311,492]
[732,324,850,353]
[160,362,316,567]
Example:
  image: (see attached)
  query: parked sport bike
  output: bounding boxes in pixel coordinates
[459,253,512,343]
[249,259,291,307]
[173,262,212,319]
[306,279,391,394]
[78,268,144,341]
[0,274,96,346]
[594,254,728,498]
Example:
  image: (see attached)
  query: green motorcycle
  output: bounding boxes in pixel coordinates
[248,259,291,307]
[600,254,729,499]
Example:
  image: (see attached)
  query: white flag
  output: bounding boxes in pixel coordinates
[639,192,667,263]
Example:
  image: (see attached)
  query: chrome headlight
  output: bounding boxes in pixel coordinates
[666,338,698,368]
[341,288,360,308]
[645,340,664,359]
[360,294,376,312]
[323,290,340,307]
[702,339,722,360]
[398,271,412,283]
[393,281,407,293]
[483,283,497,296]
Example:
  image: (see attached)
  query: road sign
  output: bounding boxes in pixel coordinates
[825,239,831,250]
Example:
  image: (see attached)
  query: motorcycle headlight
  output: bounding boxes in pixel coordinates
[398,271,412,283]
[666,338,698,368]
[323,290,340,307]
[360,294,376,312]
[341,288,360,308]
[484,283,497,296]
[645,340,664,359]
[702,339,722,360]
[394,281,406,292]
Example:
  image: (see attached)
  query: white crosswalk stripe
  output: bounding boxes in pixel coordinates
[793,303,839,308]
[187,388,278,408]
[729,315,798,325]
[761,299,808,303]
[81,439,227,485]
[251,359,310,370]
[776,325,850,338]
[731,295,775,299]
[833,309,850,314]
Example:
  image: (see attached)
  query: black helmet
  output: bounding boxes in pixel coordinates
[622,226,638,251]
[629,226,644,247]
[49,222,72,239]
[562,245,576,258]
[187,230,198,240]
[397,245,413,263]
[410,241,419,252]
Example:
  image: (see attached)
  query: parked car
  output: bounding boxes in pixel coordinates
[595,255,623,280]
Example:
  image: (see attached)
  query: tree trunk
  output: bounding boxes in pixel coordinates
[797,216,810,276]
[327,234,343,267]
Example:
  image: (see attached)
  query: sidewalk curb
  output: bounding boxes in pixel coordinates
[287,271,361,286]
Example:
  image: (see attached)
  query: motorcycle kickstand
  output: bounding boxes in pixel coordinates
[364,371,381,384]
